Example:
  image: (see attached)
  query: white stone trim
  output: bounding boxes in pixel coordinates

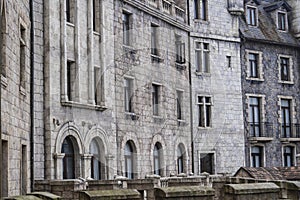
[245,49,264,81]
[277,54,294,84]
[277,95,296,124]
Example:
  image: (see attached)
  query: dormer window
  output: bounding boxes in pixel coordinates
[278,12,287,31]
[246,6,257,26]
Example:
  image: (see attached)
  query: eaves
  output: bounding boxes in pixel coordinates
[243,37,300,49]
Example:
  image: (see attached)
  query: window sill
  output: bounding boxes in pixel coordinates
[20,86,26,96]
[280,138,300,143]
[125,112,139,120]
[1,75,7,88]
[175,62,186,70]
[197,126,212,129]
[66,22,75,27]
[246,77,264,82]
[151,54,163,63]
[93,31,101,36]
[248,137,273,143]
[61,100,107,111]
[153,115,164,123]
[194,19,209,25]
[195,71,210,76]
[279,80,294,85]
[123,45,137,54]
[177,119,186,126]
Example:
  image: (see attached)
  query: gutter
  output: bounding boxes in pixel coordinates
[29,0,35,192]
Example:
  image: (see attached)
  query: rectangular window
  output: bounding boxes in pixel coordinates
[67,60,76,101]
[92,0,101,32]
[200,153,214,174]
[94,67,101,105]
[251,146,263,167]
[151,24,158,56]
[124,78,133,113]
[20,24,26,89]
[195,42,210,73]
[175,35,185,64]
[283,146,294,167]
[249,53,259,78]
[201,0,208,21]
[152,84,160,116]
[246,6,257,26]
[278,12,286,31]
[197,96,211,127]
[123,13,130,46]
[226,56,231,68]
[281,99,291,138]
[194,0,200,19]
[176,90,183,120]
[21,145,27,195]
[280,57,290,81]
[2,140,8,197]
[66,0,75,24]
[194,0,208,20]
[249,97,261,137]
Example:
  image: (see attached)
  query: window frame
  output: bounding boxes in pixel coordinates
[122,12,131,46]
[92,0,102,33]
[124,77,134,113]
[151,24,159,56]
[246,5,258,26]
[283,145,296,167]
[124,142,135,179]
[245,50,263,81]
[250,145,264,167]
[197,95,212,128]
[278,55,293,84]
[277,11,288,31]
[280,98,292,138]
[153,143,162,176]
[199,152,215,174]
[195,42,210,73]
[66,0,76,24]
[152,83,161,116]
[176,90,184,120]
[175,35,185,64]
[249,97,262,137]
[194,0,208,21]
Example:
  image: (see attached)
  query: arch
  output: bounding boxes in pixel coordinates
[55,122,84,154]
[153,142,163,176]
[62,136,77,179]
[149,134,167,176]
[84,125,109,155]
[90,138,106,180]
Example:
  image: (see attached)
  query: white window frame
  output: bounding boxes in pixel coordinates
[278,54,294,84]
[195,42,210,74]
[245,50,264,81]
[197,95,212,128]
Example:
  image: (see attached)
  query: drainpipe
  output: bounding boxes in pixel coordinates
[186,0,194,174]
[0,0,3,197]
[29,0,35,192]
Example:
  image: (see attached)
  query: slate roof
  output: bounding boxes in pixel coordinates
[234,167,300,181]
[240,1,300,47]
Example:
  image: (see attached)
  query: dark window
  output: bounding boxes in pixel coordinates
[66,0,75,23]
[249,97,261,137]
[124,78,133,112]
[94,67,102,105]
[175,36,185,64]
[226,56,231,68]
[283,146,294,167]
[152,84,160,116]
[62,137,75,179]
[153,143,162,175]
[251,146,263,167]
[125,142,134,179]
[249,53,258,78]
[198,96,211,127]
[123,13,130,46]
[201,0,208,21]
[177,91,183,120]
[2,140,8,197]
[200,153,214,174]
[281,99,291,138]
[93,0,101,32]
[21,145,27,195]
[20,24,26,89]
[177,146,184,174]
[278,12,286,31]
[151,25,158,56]
[194,0,200,19]
[246,6,257,26]
[90,139,101,180]
[194,0,208,20]
[280,57,290,81]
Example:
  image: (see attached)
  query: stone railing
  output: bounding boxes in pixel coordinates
[145,0,186,22]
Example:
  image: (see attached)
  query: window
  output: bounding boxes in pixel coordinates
[194,0,208,20]
[62,137,75,179]
[123,13,131,46]
[151,24,158,56]
[94,67,102,105]
[249,53,258,78]
[20,24,26,89]
[177,145,184,174]
[197,96,212,127]
[1,8,6,77]
[124,78,133,113]
[153,143,162,176]
[175,35,185,64]
[66,60,77,101]
[21,145,27,195]
[152,84,160,116]
[2,140,8,197]
[66,0,75,24]
[249,97,261,137]
[125,142,134,179]
[246,6,257,26]
[195,42,210,73]
[278,12,287,31]
[226,56,231,68]
[92,0,101,32]
[283,146,295,167]
[251,146,263,167]
[280,57,291,82]
[200,153,214,174]
[90,139,101,180]
[177,90,183,120]
[281,99,291,138]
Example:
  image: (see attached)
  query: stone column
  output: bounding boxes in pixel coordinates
[81,154,92,179]
[54,153,65,179]
[106,154,115,180]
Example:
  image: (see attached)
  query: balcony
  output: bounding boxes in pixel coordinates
[280,123,300,142]
[246,122,274,142]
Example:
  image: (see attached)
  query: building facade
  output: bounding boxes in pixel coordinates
[241,0,300,168]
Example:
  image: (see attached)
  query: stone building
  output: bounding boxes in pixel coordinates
[240,0,300,168]
[0,0,32,197]
[189,0,245,175]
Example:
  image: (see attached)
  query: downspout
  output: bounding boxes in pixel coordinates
[0,0,3,197]
[186,0,194,174]
[29,0,35,192]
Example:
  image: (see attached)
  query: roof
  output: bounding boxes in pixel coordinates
[240,1,300,47]
[234,167,300,181]
[263,1,292,12]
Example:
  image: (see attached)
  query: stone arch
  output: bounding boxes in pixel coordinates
[149,134,167,176]
[173,138,189,175]
[84,125,109,155]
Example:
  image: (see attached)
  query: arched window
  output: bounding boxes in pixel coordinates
[153,143,162,176]
[177,145,184,174]
[125,141,134,179]
[62,136,75,179]
[90,139,101,179]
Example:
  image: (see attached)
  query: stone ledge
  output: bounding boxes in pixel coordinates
[225,183,280,195]
[79,189,141,199]
[155,186,215,197]
[3,195,42,200]
[30,192,61,200]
